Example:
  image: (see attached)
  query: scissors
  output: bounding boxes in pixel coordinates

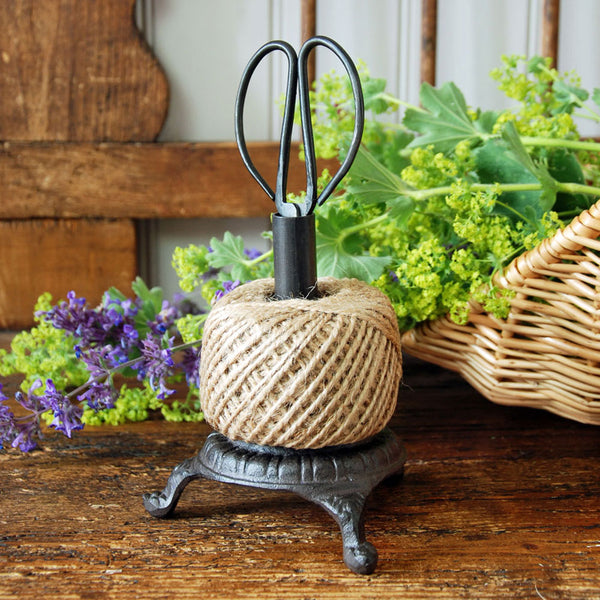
[234,36,364,218]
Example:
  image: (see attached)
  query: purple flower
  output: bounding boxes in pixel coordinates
[0,385,18,450]
[41,291,111,346]
[103,294,140,319]
[134,334,175,399]
[4,380,47,451]
[10,420,42,452]
[107,345,129,367]
[77,382,117,412]
[180,347,201,388]
[43,379,83,438]
[79,346,113,380]
[14,379,44,412]
[244,248,262,260]
[213,280,240,304]
[148,300,179,335]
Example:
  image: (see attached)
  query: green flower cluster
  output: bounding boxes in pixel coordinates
[171,55,600,333]
[0,294,88,392]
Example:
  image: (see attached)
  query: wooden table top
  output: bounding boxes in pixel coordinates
[1,355,598,599]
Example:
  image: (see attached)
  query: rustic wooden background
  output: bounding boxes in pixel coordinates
[0,0,316,329]
[0,0,563,330]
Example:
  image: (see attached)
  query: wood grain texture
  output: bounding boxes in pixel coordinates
[301,0,317,84]
[0,219,136,329]
[541,0,560,65]
[420,0,437,86]
[0,0,168,142]
[0,141,336,219]
[0,356,598,599]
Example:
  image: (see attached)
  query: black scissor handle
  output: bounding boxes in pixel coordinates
[234,36,364,217]
[298,36,364,212]
[234,40,299,216]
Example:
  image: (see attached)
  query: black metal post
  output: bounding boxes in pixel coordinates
[272,213,317,299]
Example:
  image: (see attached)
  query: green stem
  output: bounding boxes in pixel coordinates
[243,248,273,267]
[339,214,389,240]
[374,92,425,113]
[521,136,600,153]
[407,181,600,203]
[492,199,535,227]
[556,181,600,196]
[408,182,543,201]
[65,340,201,401]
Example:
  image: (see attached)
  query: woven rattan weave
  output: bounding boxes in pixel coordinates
[402,200,600,424]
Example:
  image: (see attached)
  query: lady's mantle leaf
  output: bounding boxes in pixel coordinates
[316,211,390,281]
[361,77,390,114]
[403,82,481,152]
[347,146,413,204]
[475,122,557,220]
[208,232,253,281]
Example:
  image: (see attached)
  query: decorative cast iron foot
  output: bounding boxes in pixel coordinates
[143,427,406,575]
[143,456,204,518]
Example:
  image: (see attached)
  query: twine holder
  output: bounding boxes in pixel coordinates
[145,36,406,576]
[200,277,402,449]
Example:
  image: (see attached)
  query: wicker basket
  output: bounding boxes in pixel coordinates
[401,199,600,425]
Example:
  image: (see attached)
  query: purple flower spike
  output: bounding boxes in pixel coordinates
[10,420,42,452]
[0,387,18,450]
[135,334,176,399]
[3,380,47,451]
[80,346,112,381]
[43,379,84,438]
[213,280,240,304]
[181,347,201,388]
[78,382,118,412]
[148,300,179,335]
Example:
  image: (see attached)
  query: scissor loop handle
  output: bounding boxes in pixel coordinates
[298,36,364,212]
[235,40,300,217]
[234,36,364,217]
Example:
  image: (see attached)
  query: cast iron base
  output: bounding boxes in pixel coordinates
[143,427,406,574]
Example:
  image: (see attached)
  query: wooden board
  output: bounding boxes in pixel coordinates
[0,0,166,331]
[0,219,136,329]
[0,356,598,598]
[0,0,167,141]
[0,142,333,219]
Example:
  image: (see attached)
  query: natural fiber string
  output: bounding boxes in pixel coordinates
[402,198,600,425]
[200,277,402,449]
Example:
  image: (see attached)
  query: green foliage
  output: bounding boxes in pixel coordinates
[315,206,391,281]
[0,294,88,392]
[171,55,600,333]
[403,82,482,152]
[80,382,164,426]
[172,234,274,306]
[1,279,205,431]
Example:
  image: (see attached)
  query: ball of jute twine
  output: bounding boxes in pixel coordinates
[199,277,402,449]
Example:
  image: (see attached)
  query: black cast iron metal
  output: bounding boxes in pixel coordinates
[143,428,406,575]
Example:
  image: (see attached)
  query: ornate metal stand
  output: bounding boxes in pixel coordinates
[144,427,406,575]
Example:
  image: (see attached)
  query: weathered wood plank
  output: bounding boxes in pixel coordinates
[0,141,336,219]
[0,219,136,329]
[0,356,598,599]
[421,0,438,86]
[0,0,167,141]
[541,0,560,66]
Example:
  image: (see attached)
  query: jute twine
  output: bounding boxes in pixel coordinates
[200,277,402,449]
